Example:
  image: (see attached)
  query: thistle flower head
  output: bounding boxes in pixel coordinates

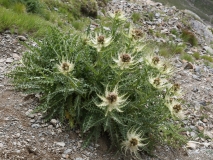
[169,83,183,97]
[96,85,128,116]
[148,75,171,90]
[88,33,112,52]
[165,100,185,119]
[109,10,126,21]
[144,54,164,69]
[159,63,174,75]
[56,58,74,75]
[121,129,146,157]
[128,25,144,41]
[113,52,138,70]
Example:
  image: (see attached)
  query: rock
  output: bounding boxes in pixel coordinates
[64,149,72,154]
[184,62,193,69]
[6,58,13,63]
[189,20,213,45]
[25,109,35,118]
[192,75,201,81]
[194,66,201,73]
[186,141,198,149]
[31,124,40,128]
[55,142,65,147]
[0,59,5,63]
[0,143,3,148]
[17,35,27,41]
[75,158,83,160]
[12,53,20,60]
[190,131,197,137]
[197,126,204,131]
[50,119,57,126]
[203,46,213,55]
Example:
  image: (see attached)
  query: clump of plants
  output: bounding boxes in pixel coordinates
[8,13,186,158]
[181,28,198,46]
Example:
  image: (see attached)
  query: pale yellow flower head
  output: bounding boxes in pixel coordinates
[109,10,126,21]
[56,58,74,75]
[88,33,112,52]
[128,25,144,41]
[148,75,171,90]
[113,53,138,70]
[144,54,164,69]
[165,100,185,119]
[121,129,146,158]
[96,85,128,116]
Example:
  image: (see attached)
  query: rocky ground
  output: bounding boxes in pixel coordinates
[1,0,213,159]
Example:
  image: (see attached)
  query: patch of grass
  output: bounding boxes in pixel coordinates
[174,46,185,54]
[170,28,179,36]
[181,29,198,46]
[201,55,213,62]
[192,52,200,60]
[158,43,185,57]
[180,53,194,62]
[0,6,51,37]
[131,12,141,23]
[72,19,89,31]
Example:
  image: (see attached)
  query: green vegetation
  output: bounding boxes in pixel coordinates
[201,55,213,62]
[181,29,198,46]
[180,53,194,62]
[131,12,142,23]
[8,16,187,158]
[192,52,200,60]
[0,0,96,36]
[157,43,185,57]
[0,6,51,36]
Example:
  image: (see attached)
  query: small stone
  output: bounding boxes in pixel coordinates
[17,35,27,41]
[12,53,20,60]
[50,119,57,126]
[199,101,207,106]
[192,75,201,81]
[184,62,193,69]
[0,59,5,63]
[64,149,72,154]
[192,87,198,92]
[62,154,69,158]
[0,143,3,148]
[198,126,204,131]
[25,109,35,118]
[194,66,200,73]
[190,132,197,137]
[202,118,208,123]
[186,141,197,149]
[75,158,83,160]
[31,124,40,128]
[14,133,20,138]
[6,58,13,63]
[55,142,65,147]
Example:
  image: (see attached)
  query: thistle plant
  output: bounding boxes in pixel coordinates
[8,13,187,158]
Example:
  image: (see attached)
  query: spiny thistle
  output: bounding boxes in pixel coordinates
[113,52,138,70]
[88,33,112,52]
[121,129,146,158]
[165,100,185,119]
[56,58,74,75]
[159,63,174,75]
[95,85,128,116]
[128,25,144,41]
[109,9,126,21]
[144,54,164,69]
[148,75,171,90]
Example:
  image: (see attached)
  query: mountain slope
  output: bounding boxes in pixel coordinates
[152,0,213,24]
